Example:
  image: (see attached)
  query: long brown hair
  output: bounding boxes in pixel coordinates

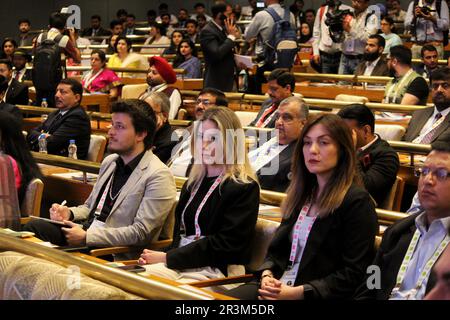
[283,113,361,219]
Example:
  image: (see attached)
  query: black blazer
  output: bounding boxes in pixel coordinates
[27,105,91,160]
[153,121,177,164]
[166,178,260,275]
[355,213,436,300]
[81,27,112,38]
[200,21,237,92]
[403,107,450,144]
[16,69,33,83]
[249,99,278,128]
[0,102,23,125]
[5,79,29,106]
[259,184,378,299]
[358,137,400,206]
[257,142,294,193]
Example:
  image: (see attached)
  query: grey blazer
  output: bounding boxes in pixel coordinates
[71,150,177,252]
[403,107,450,143]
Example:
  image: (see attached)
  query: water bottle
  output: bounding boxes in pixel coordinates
[38,134,47,154]
[41,98,48,108]
[68,140,78,159]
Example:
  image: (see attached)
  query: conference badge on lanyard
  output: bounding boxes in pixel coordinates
[280,203,316,286]
[179,174,223,245]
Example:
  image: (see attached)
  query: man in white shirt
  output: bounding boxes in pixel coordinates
[339,0,380,75]
[356,141,450,300]
[248,96,307,192]
[312,0,352,74]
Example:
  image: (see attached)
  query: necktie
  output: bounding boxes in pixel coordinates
[14,71,21,81]
[256,104,277,128]
[420,113,443,144]
[47,112,63,132]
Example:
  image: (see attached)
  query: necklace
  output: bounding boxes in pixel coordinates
[109,171,125,201]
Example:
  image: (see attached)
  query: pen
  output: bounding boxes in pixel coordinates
[60,200,67,207]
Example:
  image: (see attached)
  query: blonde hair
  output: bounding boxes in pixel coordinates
[187,106,257,190]
[283,113,361,219]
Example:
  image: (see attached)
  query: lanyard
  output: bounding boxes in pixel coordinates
[412,114,445,143]
[180,174,223,239]
[385,69,414,104]
[391,229,450,296]
[83,68,103,91]
[94,172,114,218]
[287,203,316,267]
[261,109,278,128]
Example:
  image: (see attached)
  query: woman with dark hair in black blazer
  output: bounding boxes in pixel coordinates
[229,113,378,300]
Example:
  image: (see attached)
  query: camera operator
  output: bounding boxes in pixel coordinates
[312,0,352,74]
[338,0,379,75]
[405,0,449,59]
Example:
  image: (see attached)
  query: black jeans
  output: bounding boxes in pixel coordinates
[23,219,67,246]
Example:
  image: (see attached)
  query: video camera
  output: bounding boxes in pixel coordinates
[324,1,353,43]
[417,6,436,16]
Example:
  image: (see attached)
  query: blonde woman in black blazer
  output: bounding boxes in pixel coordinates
[138,107,260,289]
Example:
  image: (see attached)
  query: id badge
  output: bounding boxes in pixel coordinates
[345,39,355,53]
[89,218,106,230]
[280,263,299,287]
[179,235,196,248]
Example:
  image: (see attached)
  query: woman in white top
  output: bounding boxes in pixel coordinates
[141,23,170,55]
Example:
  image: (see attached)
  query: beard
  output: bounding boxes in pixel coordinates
[363,51,380,62]
[433,92,450,110]
[146,77,162,87]
[387,65,396,78]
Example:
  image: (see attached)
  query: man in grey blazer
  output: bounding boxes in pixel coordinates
[404,67,450,144]
[25,100,177,259]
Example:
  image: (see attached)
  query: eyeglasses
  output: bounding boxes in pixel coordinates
[274,113,298,123]
[414,166,450,181]
[430,82,450,90]
[196,98,211,106]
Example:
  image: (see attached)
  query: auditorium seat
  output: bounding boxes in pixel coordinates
[378,176,405,211]
[235,111,257,127]
[0,251,139,300]
[121,83,148,99]
[374,124,406,141]
[20,178,44,218]
[87,135,107,163]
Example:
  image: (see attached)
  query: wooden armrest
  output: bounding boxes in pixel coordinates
[89,246,131,257]
[148,239,172,250]
[116,259,139,265]
[20,217,32,225]
[188,274,256,288]
[89,239,172,257]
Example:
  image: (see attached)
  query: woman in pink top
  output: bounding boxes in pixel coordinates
[82,50,122,99]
